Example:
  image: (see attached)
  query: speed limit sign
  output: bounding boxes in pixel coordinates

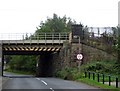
[77,54,83,60]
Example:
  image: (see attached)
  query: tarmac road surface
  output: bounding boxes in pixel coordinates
[2,72,105,91]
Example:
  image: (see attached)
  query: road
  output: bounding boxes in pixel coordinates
[2,72,103,91]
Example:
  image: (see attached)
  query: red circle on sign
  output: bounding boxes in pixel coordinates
[77,54,83,60]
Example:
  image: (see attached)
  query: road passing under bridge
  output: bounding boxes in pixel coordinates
[2,72,101,90]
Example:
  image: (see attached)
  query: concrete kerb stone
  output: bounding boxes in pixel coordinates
[0,77,9,90]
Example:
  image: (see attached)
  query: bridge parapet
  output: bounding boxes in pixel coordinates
[0,32,70,44]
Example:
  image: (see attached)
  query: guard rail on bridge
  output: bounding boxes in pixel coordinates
[0,32,70,44]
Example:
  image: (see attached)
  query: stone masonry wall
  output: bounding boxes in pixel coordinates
[82,44,117,63]
[52,41,117,73]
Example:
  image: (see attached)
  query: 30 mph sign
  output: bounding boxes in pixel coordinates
[77,54,83,60]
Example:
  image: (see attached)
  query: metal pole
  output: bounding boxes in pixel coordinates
[88,72,90,79]
[93,72,95,80]
[109,75,111,86]
[78,36,81,72]
[118,27,120,64]
[79,36,80,52]
[116,77,118,88]
[103,74,104,84]
[59,33,61,44]
[85,71,87,78]
[97,73,99,82]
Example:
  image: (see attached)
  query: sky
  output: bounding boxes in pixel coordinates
[0,0,119,34]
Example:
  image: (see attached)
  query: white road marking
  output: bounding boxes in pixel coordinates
[41,80,47,85]
[36,78,40,80]
[50,88,54,91]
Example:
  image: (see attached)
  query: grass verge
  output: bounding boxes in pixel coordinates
[77,78,120,91]
[55,67,120,91]
[4,69,35,75]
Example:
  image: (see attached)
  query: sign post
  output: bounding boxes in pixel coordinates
[77,54,83,71]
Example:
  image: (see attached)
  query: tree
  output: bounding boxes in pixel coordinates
[35,13,75,33]
[8,55,36,73]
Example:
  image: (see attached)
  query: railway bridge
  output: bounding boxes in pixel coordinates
[0,32,70,77]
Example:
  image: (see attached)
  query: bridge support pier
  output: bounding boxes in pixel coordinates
[36,52,53,77]
[0,42,4,76]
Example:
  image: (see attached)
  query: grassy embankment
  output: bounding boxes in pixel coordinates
[55,60,120,91]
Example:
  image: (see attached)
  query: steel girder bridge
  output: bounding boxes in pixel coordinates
[0,32,70,76]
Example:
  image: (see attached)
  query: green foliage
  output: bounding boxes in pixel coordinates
[35,13,75,33]
[78,78,120,91]
[6,69,34,75]
[80,60,119,75]
[55,60,119,81]
[7,55,37,74]
[55,67,84,80]
[6,14,77,74]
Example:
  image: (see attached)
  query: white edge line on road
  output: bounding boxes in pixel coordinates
[36,78,40,80]
[50,88,54,91]
[41,80,47,85]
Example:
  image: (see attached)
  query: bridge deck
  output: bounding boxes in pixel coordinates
[1,40,67,44]
[0,32,70,45]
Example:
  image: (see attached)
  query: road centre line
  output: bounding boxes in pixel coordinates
[50,88,54,91]
[36,78,40,80]
[41,80,47,85]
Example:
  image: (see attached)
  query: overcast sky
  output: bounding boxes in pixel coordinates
[0,0,119,33]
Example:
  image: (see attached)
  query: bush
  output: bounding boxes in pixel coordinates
[55,60,119,80]
[55,67,84,80]
[80,60,118,75]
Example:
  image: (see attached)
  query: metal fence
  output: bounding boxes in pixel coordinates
[84,71,119,88]
[0,32,69,41]
[80,27,118,54]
